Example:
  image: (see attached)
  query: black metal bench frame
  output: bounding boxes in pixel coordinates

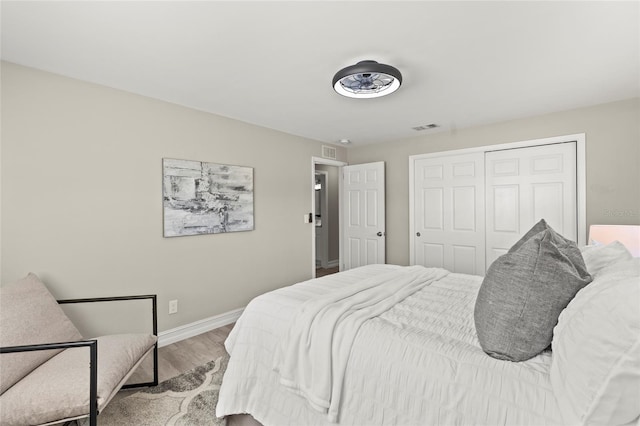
[0,294,158,426]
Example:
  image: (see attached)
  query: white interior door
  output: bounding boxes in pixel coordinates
[412,153,485,275]
[485,142,577,267]
[342,162,385,270]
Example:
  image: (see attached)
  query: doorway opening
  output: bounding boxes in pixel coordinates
[312,157,346,278]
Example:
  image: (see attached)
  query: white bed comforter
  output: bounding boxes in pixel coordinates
[276,266,449,422]
[216,265,564,426]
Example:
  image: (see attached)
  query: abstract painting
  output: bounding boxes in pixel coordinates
[163,158,254,237]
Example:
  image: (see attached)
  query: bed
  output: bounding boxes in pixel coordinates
[216,223,640,426]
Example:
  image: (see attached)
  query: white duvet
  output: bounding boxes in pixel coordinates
[216,264,564,426]
[276,266,449,422]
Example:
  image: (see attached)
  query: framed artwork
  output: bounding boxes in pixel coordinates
[162,158,254,237]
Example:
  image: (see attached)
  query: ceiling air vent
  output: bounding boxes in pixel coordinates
[412,123,439,131]
[322,145,337,160]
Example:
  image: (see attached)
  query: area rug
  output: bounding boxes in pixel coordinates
[90,354,229,425]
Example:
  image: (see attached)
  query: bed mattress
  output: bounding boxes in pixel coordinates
[216,264,564,425]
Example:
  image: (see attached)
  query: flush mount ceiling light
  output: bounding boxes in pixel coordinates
[332,60,402,99]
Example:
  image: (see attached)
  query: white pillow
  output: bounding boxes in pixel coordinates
[551,258,640,425]
[580,241,632,276]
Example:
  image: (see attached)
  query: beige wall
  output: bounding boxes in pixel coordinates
[0,62,346,332]
[347,98,640,266]
[3,61,638,332]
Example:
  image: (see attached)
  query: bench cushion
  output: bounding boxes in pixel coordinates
[0,273,83,394]
[0,333,157,425]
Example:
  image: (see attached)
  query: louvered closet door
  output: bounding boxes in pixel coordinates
[413,153,485,275]
[485,142,577,268]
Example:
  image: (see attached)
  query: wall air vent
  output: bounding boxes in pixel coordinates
[322,145,337,160]
[412,123,439,131]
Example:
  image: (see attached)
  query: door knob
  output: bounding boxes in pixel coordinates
[377,232,383,237]
[416,232,421,237]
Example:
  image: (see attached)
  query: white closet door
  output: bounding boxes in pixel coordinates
[413,153,485,275]
[343,162,385,269]
[485,142,577,268]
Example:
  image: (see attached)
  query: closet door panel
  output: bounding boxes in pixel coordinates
[413,153,485,274]
[411,138,582,276]
[453,186,477,231]
[492,185,520,232]
[421,243,444,268]
[532,182,565,226]
[453,245,477,275]
[485,142,577,269]
[422,188,444,229]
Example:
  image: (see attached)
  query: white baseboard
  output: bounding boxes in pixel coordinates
[328,259,339,268]
[158,307,244,348]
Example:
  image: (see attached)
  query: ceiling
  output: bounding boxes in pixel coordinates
[2,1,639,147]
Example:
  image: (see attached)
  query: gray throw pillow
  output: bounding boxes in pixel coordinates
[474,220,592,362]
[507,218,549,254]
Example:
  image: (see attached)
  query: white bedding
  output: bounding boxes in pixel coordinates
[216,264,564,425]
[276,266,449,421]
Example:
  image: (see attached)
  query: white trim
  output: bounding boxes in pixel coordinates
[409,133,586,160]
[312,156,347,277]
[312,156,346,167]
[315,170,330,268]
[576,136,587,246]
[409,133,587,264]
[157,307,244,348]
[409,159,416,265]
[327,259,340,268]
[338,168,344,271]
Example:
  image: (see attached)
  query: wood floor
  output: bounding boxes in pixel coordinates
[126,323,234,386]
[316,266,339,277]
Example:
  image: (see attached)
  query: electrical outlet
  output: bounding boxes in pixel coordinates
[169,299,178,314]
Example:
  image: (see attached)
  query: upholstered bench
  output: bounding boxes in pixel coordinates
[0,273,158,425]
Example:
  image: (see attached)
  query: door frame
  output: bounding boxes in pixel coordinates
[315,171,329,268]
[312,157,347,277]
[409,133,587,265]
